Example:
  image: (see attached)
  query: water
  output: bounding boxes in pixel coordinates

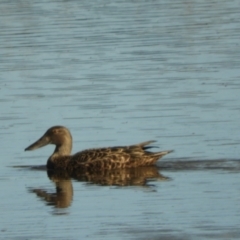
[1,0,240,239]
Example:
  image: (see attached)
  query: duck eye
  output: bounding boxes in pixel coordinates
[52,129,58,134]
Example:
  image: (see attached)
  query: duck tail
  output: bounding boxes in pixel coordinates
[153,150,173,157]
[134,140,157,150]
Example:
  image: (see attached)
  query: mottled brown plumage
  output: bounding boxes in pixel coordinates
[25,126,173,172]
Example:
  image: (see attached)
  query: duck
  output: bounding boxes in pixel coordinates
[25,126,173,172]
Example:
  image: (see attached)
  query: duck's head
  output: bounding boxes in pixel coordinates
[25,126,72,155]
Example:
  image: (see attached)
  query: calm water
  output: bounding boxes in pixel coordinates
[1,0,240,239]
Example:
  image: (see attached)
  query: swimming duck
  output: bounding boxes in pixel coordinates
[25,126,173,172]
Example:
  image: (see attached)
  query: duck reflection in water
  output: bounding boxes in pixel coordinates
[29,166,169,208]
[29,175,73,208]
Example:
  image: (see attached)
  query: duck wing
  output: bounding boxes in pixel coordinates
[71,140,156,163]
[70,140,173,169]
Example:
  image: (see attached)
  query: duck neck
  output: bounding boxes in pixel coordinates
[54,144,72,156]
[51,135,72,158]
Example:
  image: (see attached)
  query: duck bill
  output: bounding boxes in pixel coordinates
[25,135,50,151]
